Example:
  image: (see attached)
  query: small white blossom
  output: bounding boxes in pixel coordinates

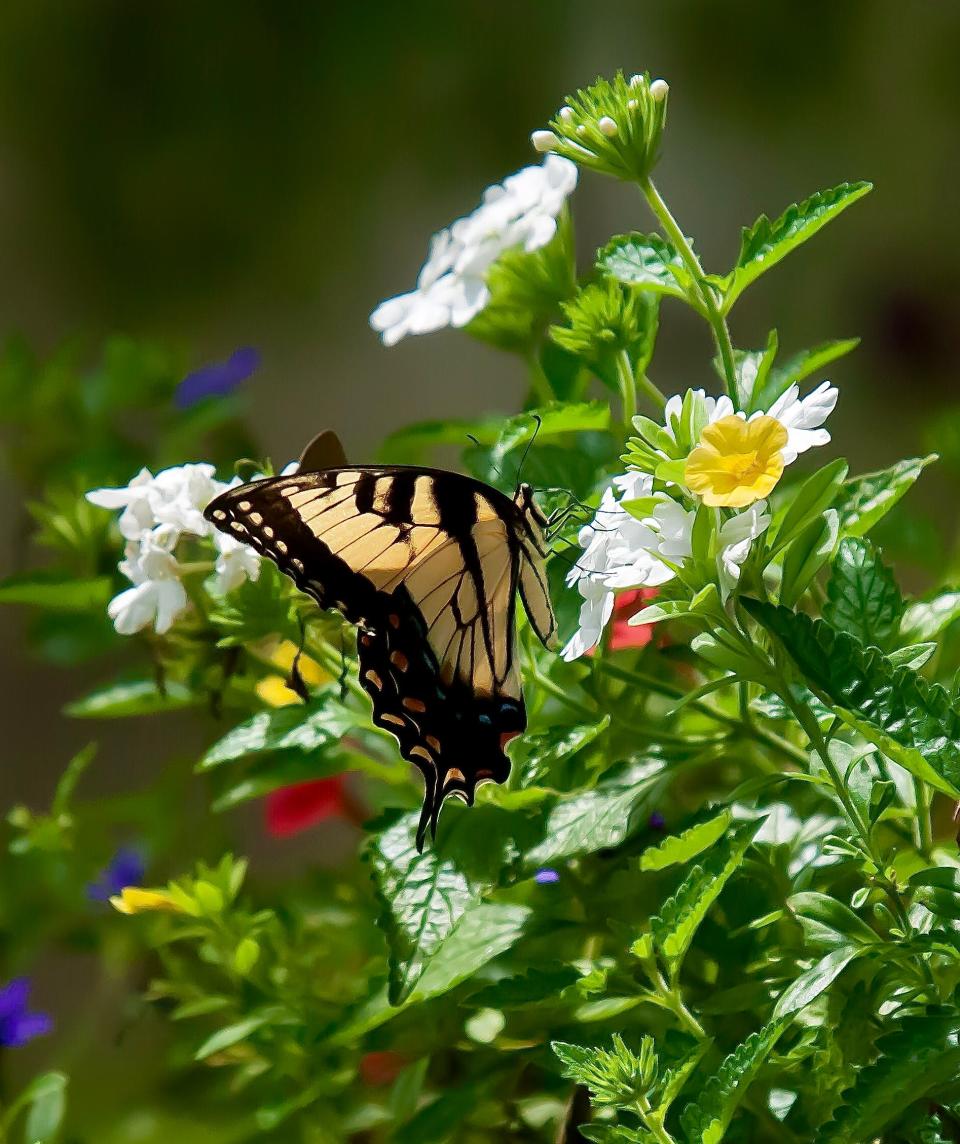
[761,381,838,465]
[213,531,262,594]
[649,79,670,101]
[370,155,578,346]
[86,468,158,541]
[108,528,188,635]
[717,501,771,598]
[150,463,223,538]
[597,116,618,137]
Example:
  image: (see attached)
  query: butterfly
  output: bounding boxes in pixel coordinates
[203,430,558,849]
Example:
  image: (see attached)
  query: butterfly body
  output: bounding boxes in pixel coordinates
[204,456,556,848]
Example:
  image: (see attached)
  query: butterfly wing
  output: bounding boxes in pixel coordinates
[204,467,531,847]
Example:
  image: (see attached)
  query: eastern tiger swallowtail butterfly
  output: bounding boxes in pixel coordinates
[203,430,558,849]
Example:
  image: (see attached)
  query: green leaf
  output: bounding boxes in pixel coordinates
[727,330,778,410]
[720,182,872,310]
[467,963,580,1009]
[335,904,531,1041]
[650,820,759,972]
[198,687,353,768]
[639,809,731,871]
[901,588,960,643]
[597,233,692,301]
[819,1016,960,1143]
[65,679,198,718]
[509,718,610,788]
[824,538,903,651]
[680,1020,786,1144]
[837,456,936,538]
[743,600,960,798]
[767,458,849,556]
[773,945,864,1019]
[779,509,839,607]
[552,1033,656,1108]
[524,759,667,867]
[749,339,859,414]
[20,1073,67,1144]
[0,572,112,610]
[380,401,610,464]
[368,805,521,1005]
[194,1014,272,1061]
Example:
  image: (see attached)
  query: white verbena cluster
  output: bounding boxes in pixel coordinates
[86,463,276,635]
[369,155,578,345]
[562,382,838,660]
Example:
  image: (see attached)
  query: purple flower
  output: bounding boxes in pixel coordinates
[175,347,260,408]
[534,868,560,884]
[87,847,146,903]
[0,979,52,1048]
[648,811,666,831]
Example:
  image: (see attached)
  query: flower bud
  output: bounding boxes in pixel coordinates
[559,105,575,122]
[650,78,670,102]
[598,116,618,137]
[530,129,560,153]
[629,74,645,89]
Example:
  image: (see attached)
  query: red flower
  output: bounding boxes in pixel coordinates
[609,587,658,651]
[265,775,351,838]
[359,1051,407,1086]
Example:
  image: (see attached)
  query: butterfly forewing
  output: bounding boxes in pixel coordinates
[204,464,551,848]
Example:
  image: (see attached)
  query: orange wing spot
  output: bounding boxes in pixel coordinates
[499,731,521,750]
[402,696,426,713]
[389,613,400,629]
[476,769,495,781]
[390,651,409,672]
[381,713,406,727]
[364,670,383,691]
[360,633,373,647]
[445,767,466,784]
[426,734,441,752]
[409,745,433,763]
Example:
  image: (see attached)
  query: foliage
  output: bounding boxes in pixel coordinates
[2,67,959,1144]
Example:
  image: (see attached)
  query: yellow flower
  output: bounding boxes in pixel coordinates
[255,640,328,708]
[110,887,186,915]
[684,415,788,508]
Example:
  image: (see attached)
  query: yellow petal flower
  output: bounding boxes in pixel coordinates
[110,887,185,915]
[685,415,788,508]
[256,641,329,707]
[256,674,301,708]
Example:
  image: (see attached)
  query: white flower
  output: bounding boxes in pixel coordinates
[370,155,578,345]
[108,527,188,635]
[86,468,158,541]
[213,531,261,594]
[761,381,838,465]
[661,389,734,445]
[716,500,771,598]
[150,463,224,538]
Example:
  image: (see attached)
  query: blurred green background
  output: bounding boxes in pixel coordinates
[0,1,958,1133]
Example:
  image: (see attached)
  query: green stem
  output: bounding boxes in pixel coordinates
[615,348,638,425]
[639,176,738,398]
[915,776,934,857]
[526,351,554,406]
[633,1098,677,1144]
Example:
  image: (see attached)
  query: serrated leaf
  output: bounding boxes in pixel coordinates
[773,945,864,1019]
[597,233,692,301]
[824,537,903,651]
[198,687,353,768]
[509,717,610,788]
[65,679,198,718]
[524,759,666,867]
[720,182,872,310]
[680,1020,786,1144]
[650,820,759,971]
[0,572,112,610]
[901,588,960,643]
[743,600,960,798]
[837,456,936,538]
[368,805,521,1005]
[639,809,731,871]
[818,1016,960,1143]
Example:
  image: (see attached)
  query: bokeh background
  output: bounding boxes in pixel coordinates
[0,1,958,1133]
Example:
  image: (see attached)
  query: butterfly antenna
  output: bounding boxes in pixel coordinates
[466,434,505,482]
[514,414,542,494]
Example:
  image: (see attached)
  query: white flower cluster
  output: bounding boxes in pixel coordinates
[562,383,838,660]
[369,155,578,345]
[86,463,269,635]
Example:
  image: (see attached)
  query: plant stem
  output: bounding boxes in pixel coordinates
[914,776,934,857]
[615,348,638,424]
[638,176,738,399]
[526,351,554,406]
[633,1097,677,1144]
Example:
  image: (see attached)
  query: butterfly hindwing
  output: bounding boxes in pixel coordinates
[204,465,547,848]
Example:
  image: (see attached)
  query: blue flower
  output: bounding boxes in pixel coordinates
[87,847,146,903]
[175,347,260,408]
[648,811,667,831]
[0,979,52,1048]
[534,868,560,884]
